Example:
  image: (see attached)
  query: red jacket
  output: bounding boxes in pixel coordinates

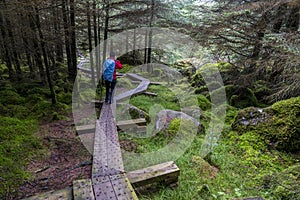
[113,60,122,80]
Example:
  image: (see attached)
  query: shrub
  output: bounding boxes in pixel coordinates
[57,92,72,104]
[0,90,25,105]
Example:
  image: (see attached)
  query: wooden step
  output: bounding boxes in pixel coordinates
[127,161,180,189]
[92,174,138,200]
[142,91,157,97]
[117,118,147,130]
[76,124,95,135]
[76,118,146,134]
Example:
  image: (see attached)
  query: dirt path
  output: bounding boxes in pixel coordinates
[14,116,92,200]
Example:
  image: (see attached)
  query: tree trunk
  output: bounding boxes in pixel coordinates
[69,0,77,81]
[133,28,137,64]
[6,18,22,79]
[28,10,46,84]
[102,0,109,63]
[87,1,96,88]
[62,0,72,81]
[52,0,64,77]
[93,0,100,81]
[286,5,300,32]
[272,3,287,33]
[0,10,14,79]
[35,6,57,105]
[147,0,155,71]
[144,29,148,64]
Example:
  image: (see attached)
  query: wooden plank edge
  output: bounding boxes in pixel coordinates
[22,187,73,200]
[127,161,180,188]
[73,179,95,200]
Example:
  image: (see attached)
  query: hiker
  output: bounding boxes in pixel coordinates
[102,52,122,104]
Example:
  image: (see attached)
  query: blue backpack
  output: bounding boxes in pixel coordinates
[102,59,115,82]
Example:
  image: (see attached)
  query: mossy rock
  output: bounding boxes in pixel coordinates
[206,81,223,91]
[263,97,300,152]
[194,86,208,94]
[232,97,300,152]
[232,107,272,133]
[191,71,205,87]
[229,87,258,108]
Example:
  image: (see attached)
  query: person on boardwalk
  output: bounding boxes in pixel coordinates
[102,52,122,104]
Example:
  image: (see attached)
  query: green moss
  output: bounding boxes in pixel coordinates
[0,117,42,198]
[29,101,69,121]
[0,90,25,105]
[168,118,182,136]
[263,97,300,152]
[197,94,211,111]
[130,85,180,113]
[271,164,300,199]
[117,77,133,88]
[118,64,132,73]
[57,92,72,104]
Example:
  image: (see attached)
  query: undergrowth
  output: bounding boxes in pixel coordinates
[121,83,299,199]
[0,78,73,198]
[0,117,42,198]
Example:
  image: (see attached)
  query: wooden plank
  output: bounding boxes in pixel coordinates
[92,121,108,177]
[117,118,147,130]
[92,100,104,108]
[106,118,124,175]
[93,176,117,200]
[23,187,73,200]
[127,161,180,188]
[142,91,157,97]
[115,80,150,101]
[76,124,95,134]
[131,81,141,84]
[150,82,162,85]
[110,174,138,200]
[73,179,95,200]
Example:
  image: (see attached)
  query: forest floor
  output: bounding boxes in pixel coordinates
[15,115,92,200]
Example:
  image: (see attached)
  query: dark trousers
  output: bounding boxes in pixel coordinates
[105,79,117,103]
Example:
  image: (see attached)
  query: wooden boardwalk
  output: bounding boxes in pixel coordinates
[24,70,180,200]
[92,103,138,200]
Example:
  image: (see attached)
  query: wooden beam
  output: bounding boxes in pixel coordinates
[76,124,95,135]
[117,118,147,130]
[132,81,162,85]
[127,161,180,188]
[150,82,162,85]
[73,179,95,200]
[77,118,147,134]
[23,187,73,200]
[142,91,157,97]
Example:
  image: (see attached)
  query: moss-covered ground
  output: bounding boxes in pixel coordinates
[119,81,300,199]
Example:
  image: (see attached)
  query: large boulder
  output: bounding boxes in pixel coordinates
[232,97,300,152]
[155,109,201,132]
